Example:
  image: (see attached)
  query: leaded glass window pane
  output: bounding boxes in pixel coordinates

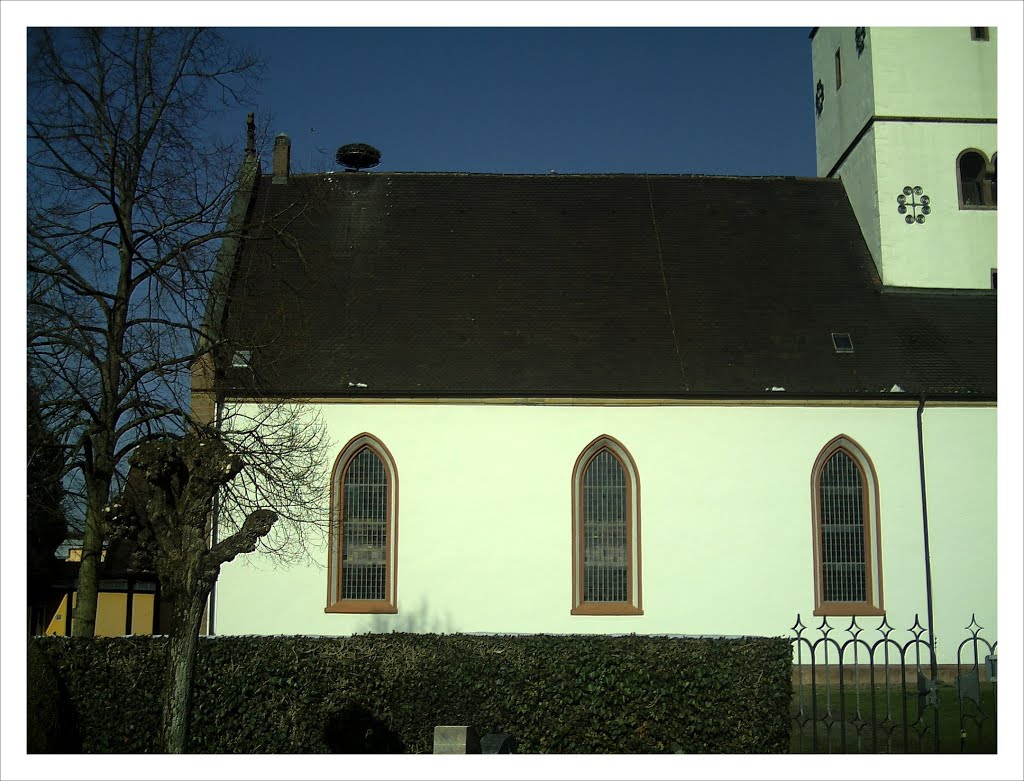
[583,450,627,602]
[819,450,866,602]
[342,447,387,600]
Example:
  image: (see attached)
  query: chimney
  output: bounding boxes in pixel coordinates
[272,132,290,183]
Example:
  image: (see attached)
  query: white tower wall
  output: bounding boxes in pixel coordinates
[812,27,997,289]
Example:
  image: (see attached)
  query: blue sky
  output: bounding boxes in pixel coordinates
[217,26,817,176]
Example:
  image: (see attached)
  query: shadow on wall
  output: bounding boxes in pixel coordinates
[363,599,455,635]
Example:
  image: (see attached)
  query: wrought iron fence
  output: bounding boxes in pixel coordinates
[790,613,997,753]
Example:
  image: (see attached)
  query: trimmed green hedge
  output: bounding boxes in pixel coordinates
[27,639,77,752]
[30,633,792,753]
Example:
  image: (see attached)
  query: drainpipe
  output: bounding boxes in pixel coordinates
[916,394,940,747]
[916,396,938,652]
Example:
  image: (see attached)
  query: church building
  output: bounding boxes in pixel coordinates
[196,27,997,661]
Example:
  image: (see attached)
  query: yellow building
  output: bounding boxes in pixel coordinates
[33,541,165,636]
[42,583,159,637]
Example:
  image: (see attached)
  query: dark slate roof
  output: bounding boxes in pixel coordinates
[217,172,996,399]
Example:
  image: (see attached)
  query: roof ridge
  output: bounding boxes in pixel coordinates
[269,171,832,182]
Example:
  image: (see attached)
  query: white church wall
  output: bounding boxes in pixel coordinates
[213,401,996,660]
[916,406,999,652]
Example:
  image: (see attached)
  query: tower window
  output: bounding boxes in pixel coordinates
[970,27,990,41]
[957,149,997,209]
[834,48,842,89]
[991,269,997,290]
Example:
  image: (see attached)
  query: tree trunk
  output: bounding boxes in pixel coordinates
[161,585,210,753]
[72,479,110,637]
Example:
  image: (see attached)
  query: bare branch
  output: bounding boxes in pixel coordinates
[27,27,275,637]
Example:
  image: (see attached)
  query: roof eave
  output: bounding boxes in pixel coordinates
[217,388,996,404]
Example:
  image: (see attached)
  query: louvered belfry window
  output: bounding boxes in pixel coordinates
[819,449,867,603]
[341,447,388,601]
[582,450,628,603]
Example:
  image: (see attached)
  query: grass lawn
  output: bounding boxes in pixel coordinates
[790,681,996,754]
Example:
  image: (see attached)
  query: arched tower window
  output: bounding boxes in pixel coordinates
[571,436,642,615]
[811,436,883,616]
[327,433,398,614]
[957,149,997,209]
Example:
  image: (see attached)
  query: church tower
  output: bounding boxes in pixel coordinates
[811,27,997,290]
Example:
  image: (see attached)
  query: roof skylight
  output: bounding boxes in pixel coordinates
[831,333,854,353]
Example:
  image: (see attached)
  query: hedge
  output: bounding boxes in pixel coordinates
[27,639,77,752]
[29,633,792,753]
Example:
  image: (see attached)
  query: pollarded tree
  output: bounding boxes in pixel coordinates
[27,28,330,635]
[105,431,276,753]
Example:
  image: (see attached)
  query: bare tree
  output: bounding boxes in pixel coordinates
[27,378,69,630]
[214,402,330,566]
[107,431,281,752]
[27,27,329,636]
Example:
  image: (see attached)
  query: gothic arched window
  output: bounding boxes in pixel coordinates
[327,434,399,613]
[811,436,884,616]
[571,436,642,615]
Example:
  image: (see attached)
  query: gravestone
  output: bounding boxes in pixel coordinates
[481,733,517,753]
[433,725,481,754]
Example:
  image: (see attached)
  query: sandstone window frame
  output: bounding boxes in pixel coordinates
[811,435,884,617]
[571,435,643,616]
[326,433,399,614]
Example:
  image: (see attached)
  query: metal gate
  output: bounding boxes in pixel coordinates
[790,613,997,753]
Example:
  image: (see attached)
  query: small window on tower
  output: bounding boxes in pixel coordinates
[970,27,990,41]
[957,149,996,209]
[834,48,842,89]
[991,269,997,290]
